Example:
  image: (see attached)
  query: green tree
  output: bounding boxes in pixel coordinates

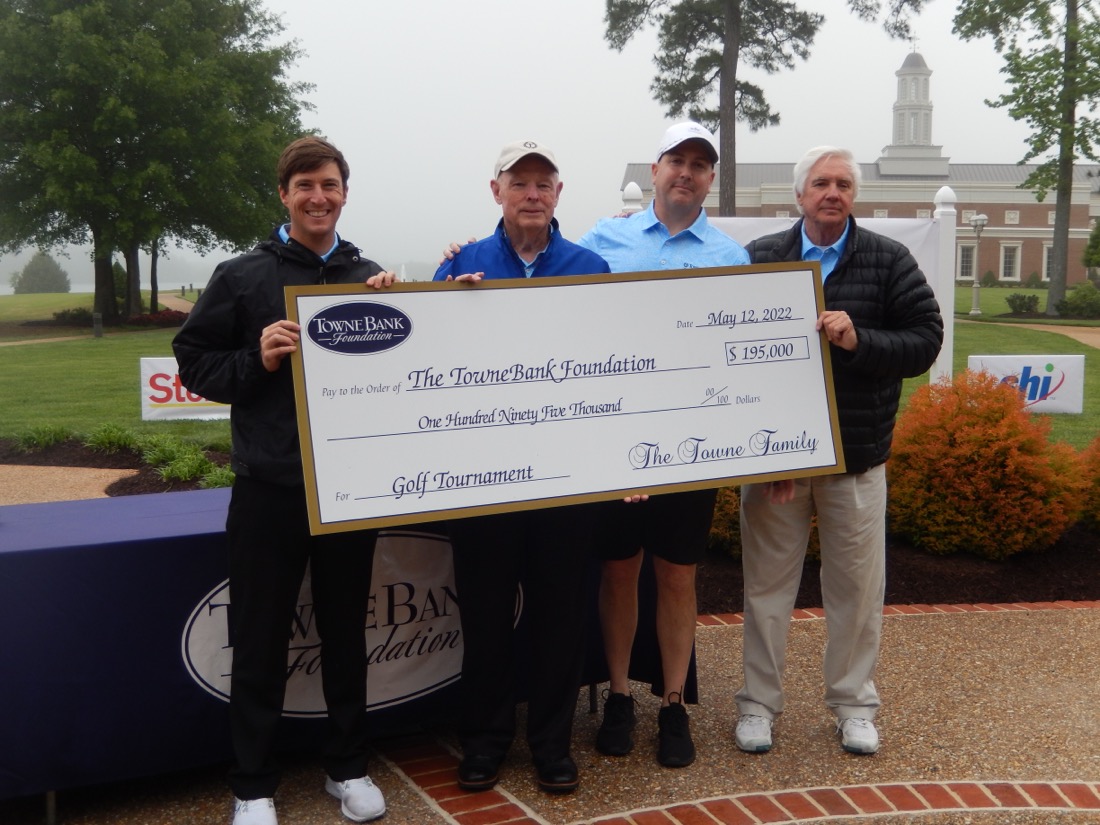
[605,0,823,214]
[952,0,1100,316]
[1084,213,1100,278]
[0,0,310,324]
[10,250,70,293]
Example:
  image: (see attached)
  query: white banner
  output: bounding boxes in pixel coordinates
[967,355,1085,413]
[141,357,230,420]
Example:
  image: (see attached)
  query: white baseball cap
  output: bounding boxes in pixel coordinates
[656,122,719,163]
[494,140,558,177]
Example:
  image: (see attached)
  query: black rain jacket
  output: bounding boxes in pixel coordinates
[747,217,944,473]
[172,230,384,486]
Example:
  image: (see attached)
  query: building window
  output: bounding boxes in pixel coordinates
[1043,244,1054,281]
[1005,210,1020,225]
[1048,211,1057,225]
[916,209,931,219]
[1001,244,1021,281]
[958,244,976,280]
[874,209,889,219]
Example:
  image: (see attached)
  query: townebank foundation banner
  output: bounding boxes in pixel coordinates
[182,528,462,715]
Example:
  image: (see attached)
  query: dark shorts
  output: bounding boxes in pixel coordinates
[594,489,718,565]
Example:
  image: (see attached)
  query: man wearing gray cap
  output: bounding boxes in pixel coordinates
[578,122,749,769]
[434,140,609,795]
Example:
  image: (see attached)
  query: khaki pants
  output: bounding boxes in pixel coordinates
[736,465,886,720]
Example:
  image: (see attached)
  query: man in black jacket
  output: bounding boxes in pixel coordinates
[173,137,393,825]
[732,146,943,758]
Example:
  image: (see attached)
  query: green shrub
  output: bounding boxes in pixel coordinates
[15,425,74,451]
[199,464,236,489]
[1024,272,1043,289]
[52,307,94,325]
[158,451,214,482]
[84,423,138,454]
[138,434,195,467]
[887,371,1088,559]
[980,271,998,288]
[1055,280,1100,319]
[1005,292,1040,314]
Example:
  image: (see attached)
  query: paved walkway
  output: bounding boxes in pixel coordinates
[2,601,1097,824]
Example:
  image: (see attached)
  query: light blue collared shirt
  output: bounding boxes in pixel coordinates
[279,224,340,261]
[578,202,749,272]
[800,222,850,280]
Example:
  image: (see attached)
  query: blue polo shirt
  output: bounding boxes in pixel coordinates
[434,218,610,281]
[577,202,749,272]
[800,222,850,280]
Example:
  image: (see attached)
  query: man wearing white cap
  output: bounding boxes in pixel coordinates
[438,125,748,768]
[434,141,609,796]
[577,122,749,768]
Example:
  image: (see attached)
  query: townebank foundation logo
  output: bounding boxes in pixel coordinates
[307,301,412,355]
[181,531,466,715]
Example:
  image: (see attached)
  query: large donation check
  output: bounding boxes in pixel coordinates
[287,264,844,535]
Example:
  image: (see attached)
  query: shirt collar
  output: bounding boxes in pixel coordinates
[800,220,850,261]
[640,202,709,240]
[279,224,341,261]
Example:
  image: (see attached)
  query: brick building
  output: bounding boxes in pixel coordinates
[621,51,1100,286]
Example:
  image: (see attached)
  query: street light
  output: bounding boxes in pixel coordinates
[969,213,988,316]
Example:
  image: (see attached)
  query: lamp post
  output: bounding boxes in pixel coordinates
[969,213,988,316]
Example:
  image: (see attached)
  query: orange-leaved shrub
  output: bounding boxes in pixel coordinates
[1079,435,1100,529]
[886,370,1087,560]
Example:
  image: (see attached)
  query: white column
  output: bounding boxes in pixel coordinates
[931,186,958,383]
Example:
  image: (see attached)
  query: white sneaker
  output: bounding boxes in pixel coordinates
[837,718,879,754]
[734,714,773,752]
[232,797,277,825]
[325,775,386,822]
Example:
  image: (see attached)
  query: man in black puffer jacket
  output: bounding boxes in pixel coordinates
[732,146,943,759]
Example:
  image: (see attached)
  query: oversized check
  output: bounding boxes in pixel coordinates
[287,264,844,535]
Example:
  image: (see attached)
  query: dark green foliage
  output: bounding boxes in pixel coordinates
[1084,218,1100,270]
[1005,292,1041,313]
[603,0,822,213]
[15,425,74,451]
[51,307,94,325]
[10,251,70,293]
[1055,280,1100,318]
[0,0,310,321]
[952,0,1100,313]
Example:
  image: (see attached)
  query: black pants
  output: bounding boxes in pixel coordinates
[225,475,378,799]
[448,504,595,765]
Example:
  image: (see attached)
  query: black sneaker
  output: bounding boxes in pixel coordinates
[595,691,636,756]
[657,699,695,768]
